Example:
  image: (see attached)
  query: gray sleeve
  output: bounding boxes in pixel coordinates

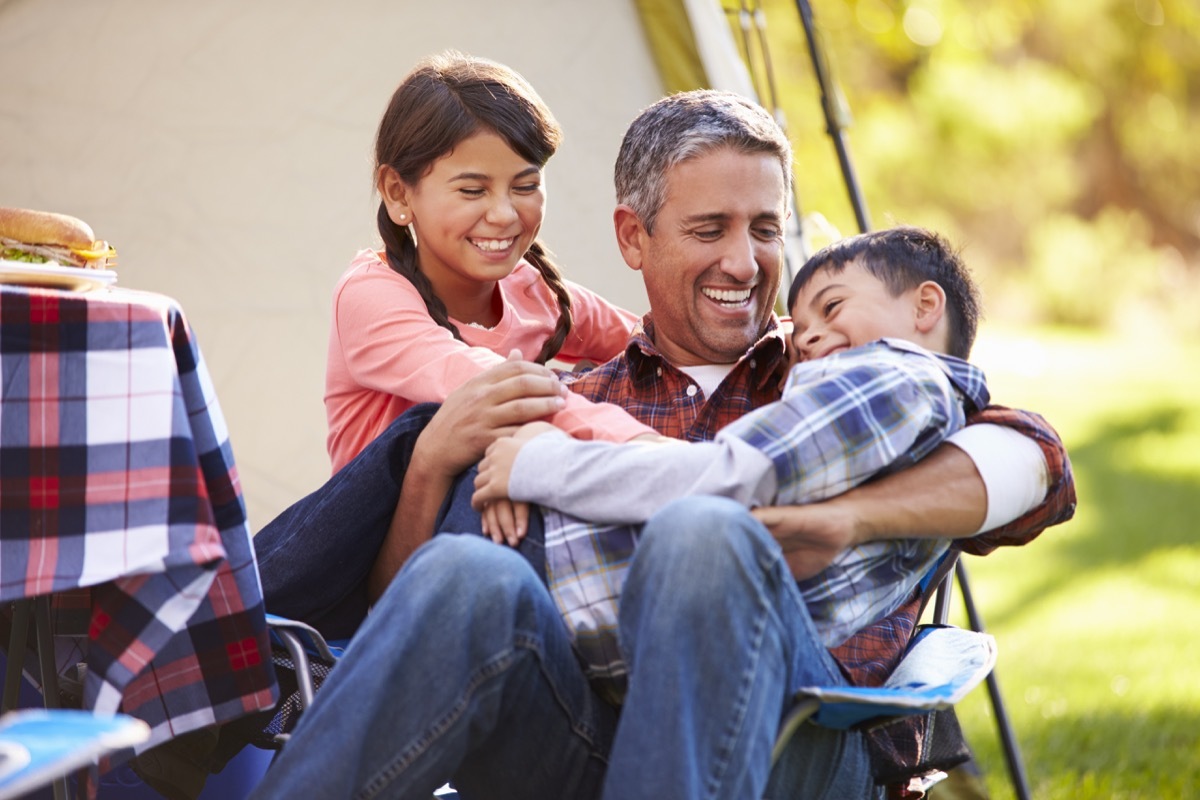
[508,433,778,524]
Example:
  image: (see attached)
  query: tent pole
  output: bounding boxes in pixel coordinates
[792,0,872,233]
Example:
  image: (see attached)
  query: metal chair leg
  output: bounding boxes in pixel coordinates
[955,560,1032,800]
[4,600,32,713]
[4,599,73,799]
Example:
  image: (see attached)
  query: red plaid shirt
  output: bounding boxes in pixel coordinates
[566,314,1077,687]
[564,316,789,441]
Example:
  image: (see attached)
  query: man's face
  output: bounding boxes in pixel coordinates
[630,148,787,366]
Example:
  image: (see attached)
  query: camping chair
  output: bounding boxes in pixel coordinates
[768,551,1031,799]
[1,597,89,800]
[941,559,1033,800]
[0,600,150,799]
[0,709,150,800]
[258,614,346,750]
[259,614,460,800]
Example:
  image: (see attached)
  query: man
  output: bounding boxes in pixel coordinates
[252,91,1073,799]
[469,225,993,686]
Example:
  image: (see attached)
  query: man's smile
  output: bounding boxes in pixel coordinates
[701,286,754,308]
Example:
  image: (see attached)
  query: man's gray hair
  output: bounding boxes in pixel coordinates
[615,90,793,233]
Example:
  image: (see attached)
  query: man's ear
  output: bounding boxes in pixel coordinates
[377,165,413,226]
[914,280,947,334]
[613,204,649,272]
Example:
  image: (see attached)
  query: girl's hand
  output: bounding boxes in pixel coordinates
[416,351,568,480]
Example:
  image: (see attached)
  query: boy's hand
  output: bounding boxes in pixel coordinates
[472,421,560,544]
[481,498,530,549]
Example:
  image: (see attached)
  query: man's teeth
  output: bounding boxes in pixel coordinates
[472,238,515,252]
[702,287,752,304]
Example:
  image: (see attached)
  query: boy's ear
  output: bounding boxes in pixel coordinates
[613,204,649,273]
[914,280,946,334]
[377,165,413,226]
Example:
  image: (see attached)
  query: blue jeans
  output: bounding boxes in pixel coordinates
[253,403,544,639]
[251,497,874,800]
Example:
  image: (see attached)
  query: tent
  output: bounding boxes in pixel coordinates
[0,0,800,527]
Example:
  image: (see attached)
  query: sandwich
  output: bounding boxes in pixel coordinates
[0,206,117,270]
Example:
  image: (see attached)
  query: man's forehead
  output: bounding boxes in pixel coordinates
[662,164,786,221]
[665,148,785,196]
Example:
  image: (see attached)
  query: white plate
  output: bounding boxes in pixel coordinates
[0,259,118,292]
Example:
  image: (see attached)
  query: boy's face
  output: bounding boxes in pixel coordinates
[788,259,920,363]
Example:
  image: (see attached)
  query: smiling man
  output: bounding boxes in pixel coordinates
[559,92,794,443]
[253,92,1075,800]
[612,112,785,368]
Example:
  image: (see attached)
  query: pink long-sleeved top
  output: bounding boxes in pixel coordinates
[325,249,654,473]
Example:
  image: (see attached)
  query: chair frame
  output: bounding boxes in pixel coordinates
[3,598,72,800]
[940,560,1033,800]
[769,551,1032,798]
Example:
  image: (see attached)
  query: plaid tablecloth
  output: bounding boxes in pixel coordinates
[0,284,277,749]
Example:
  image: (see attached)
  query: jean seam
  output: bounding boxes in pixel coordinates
[355,631,606,799]
[512,631,608,750]
[759,542,845,687]
[355,645,518,800]
[704,567,773,799]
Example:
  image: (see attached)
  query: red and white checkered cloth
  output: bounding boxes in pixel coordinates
[0,284,277,749]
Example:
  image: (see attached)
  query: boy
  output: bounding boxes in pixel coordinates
[472,225,988,691]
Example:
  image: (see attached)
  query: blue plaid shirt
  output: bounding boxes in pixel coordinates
[530,339,990,693]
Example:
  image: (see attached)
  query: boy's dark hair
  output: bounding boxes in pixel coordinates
[787,226,982,358]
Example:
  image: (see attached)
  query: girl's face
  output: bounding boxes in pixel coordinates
[386,130,546,305]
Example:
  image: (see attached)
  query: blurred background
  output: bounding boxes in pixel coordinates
[3,1,1197,797]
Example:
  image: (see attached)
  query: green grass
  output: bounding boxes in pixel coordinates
[939,327,1200,799]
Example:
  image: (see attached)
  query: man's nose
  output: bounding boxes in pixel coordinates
[719,232,759,282]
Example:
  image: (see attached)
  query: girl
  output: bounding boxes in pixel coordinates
[325,51,654,473]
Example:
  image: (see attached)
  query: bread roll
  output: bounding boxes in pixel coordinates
[0,207,96,248]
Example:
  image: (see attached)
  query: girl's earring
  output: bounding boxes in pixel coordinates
[399,214,407,222]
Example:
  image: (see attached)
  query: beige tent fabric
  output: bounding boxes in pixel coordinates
[0,0,665,528]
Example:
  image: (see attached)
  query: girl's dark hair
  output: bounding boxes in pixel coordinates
[374,51,572,363]
[787,226,982,358]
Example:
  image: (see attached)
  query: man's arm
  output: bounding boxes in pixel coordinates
[478,344,971,525]
[955,405,1076,554]
[753,442,985,580]
[753,406,1076,578]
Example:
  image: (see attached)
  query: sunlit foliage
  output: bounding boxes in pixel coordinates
[750,0,1200,335]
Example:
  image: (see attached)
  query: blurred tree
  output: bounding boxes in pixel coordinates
[754,0,1200,333]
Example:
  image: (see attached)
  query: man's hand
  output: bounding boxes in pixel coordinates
[752,502,859,581]
[472,421,559,545]
[753,443,988,582]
